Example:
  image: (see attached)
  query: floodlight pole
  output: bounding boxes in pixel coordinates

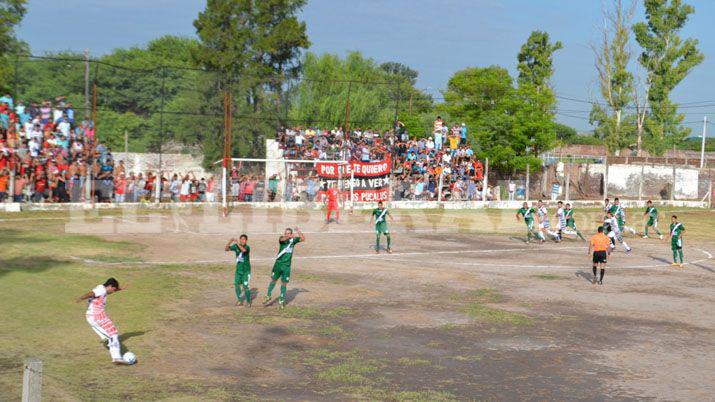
[701,116,708,169]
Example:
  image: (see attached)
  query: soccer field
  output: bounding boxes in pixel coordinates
[1,207,714,401]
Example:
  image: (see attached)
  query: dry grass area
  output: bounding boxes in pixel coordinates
[1,207,714,401]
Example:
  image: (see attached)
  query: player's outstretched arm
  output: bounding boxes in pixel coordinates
[225,238,236,251]
[515,212,520,221]
[295,227,305,242]
[75,290,95,303]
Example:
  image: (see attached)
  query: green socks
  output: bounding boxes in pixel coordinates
[280,285,287,301]
[386,234,391,249]
[235,285,243,302]
[376,234,380,250]
[673,250,678,263]
[577,231,585,241]
[678,249,684,263]
[267,282,276,297]
[244,287,251,304]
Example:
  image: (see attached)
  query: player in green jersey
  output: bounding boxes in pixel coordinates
[612,198,637,235]
[516,202,544,243]
[225,234,251,306]
[669,215,685,267]
[263,227,305,309]
[563,203,586,241]
[642,200,663,239]
[370,201,394,254]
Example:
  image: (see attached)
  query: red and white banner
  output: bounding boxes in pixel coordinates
[316,159,391,202]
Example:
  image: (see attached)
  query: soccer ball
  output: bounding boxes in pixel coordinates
[123,352,137,365]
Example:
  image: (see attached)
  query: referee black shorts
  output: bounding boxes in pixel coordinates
[593,251,608,264]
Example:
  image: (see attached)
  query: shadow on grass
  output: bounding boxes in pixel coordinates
[691,262,714,273]
[0,256,66,278]
[574,270,595,283]
[649,255,674,265]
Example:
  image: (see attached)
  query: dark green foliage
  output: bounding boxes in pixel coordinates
[633,0,704,155]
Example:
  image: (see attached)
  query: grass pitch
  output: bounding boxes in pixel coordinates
[1,207,714,400]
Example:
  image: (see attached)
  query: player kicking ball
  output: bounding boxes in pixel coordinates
[370,201,394,254]
[263,227,305,309]
[563,203,586,241]
[76,278,133,365]
[588,226,610,285]
[669,215,685,268]
[226,235,251,307]
[642,200,663,240]
[536,200,559,242]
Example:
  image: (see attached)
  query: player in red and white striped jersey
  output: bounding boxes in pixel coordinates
[76,278,131,365]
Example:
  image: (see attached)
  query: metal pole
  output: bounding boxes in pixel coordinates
[22,358,42,402]
[394,81,400,125]
[158,66,166,199]
[84,49,90,121]
[604,155,609,200]
[482,158,489,203]
[671,164,676,201]
[701,116,708,169]
[124,130,128,154]
[437,172,444,202]
[14,52,19,98]
[565,171,571,202]
[344,82,352,139]
[350,168,355,212]
[525,163,530,201]
[638,164,644,202]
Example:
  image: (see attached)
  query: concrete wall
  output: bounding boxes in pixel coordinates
[606,164,699,199]
[113,152,208,177]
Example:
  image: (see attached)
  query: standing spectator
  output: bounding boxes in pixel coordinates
[180,175,191,202]
[0,169,8,202]
[14,173,27,202]
[115,173,127,203]
[460,123,468,146]
[508,180,516,201]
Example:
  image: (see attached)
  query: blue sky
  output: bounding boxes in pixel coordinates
[16,0,715,133]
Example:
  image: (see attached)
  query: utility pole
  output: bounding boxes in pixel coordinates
[701,116,708,169]
[124,130,128,154]
[84,49,90,122]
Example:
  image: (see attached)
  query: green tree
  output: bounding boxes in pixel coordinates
[193,0,310,163]
[515,31,562,165]
[633,0,704,155]
[0,0,27,93]
[380,62,418,85]
[555,122,578,142]
[289,52,431,131]
[590,0,636,155]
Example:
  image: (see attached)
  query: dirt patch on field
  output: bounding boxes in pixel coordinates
[15,209,713,400]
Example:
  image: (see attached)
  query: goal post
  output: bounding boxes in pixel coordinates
[211,158,355,212]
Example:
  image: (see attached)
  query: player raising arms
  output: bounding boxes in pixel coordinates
[588,226,610,285]
[76,278,132,365]
[563,203,586,241]
[370,201,394,254]
[669,215,685,267]
[516,202,544,243]
[226,234,251,307]
[642,200,663,240]
[263,227,305,309]
[325,182,341,224]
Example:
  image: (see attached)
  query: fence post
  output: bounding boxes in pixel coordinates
[525,163,530,201]
[437,172,444,202]
[603,155,609,200]
[482,158,489,204]
[670,164,676,201]
[565,171,570,202]
[22,358,42,402]
[638,164,644,202]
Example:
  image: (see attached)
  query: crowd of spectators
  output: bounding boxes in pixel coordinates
[1,89,488,204]
[0,93,217,204]
[274,115,491,201]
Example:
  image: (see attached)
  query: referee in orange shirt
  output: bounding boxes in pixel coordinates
[588,226,610,285]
